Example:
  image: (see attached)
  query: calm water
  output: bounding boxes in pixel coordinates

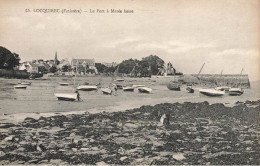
[0,77,259,115]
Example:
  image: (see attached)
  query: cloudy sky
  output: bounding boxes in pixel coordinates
[0,0,259,80]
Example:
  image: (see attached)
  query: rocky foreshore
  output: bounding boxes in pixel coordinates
[0,100,259,165]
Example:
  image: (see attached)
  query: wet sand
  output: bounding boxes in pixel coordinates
[0,100,259,165]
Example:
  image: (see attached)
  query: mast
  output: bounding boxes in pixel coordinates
[197,63,205,86]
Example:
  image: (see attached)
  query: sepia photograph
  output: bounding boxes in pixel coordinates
[0,0,259,165]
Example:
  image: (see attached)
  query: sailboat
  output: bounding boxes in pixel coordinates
[215,70,230,92]
[186,84,194,93]
[54,60,80,101]
[101,88,112,95]
[113,65,125,89]
[138,87,152,93]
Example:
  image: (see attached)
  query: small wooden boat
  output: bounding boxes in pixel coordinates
[59,82,70,86]
[229,88,244,96]
[54,93,78,101]
[21,82,31,85]
[101,88,112,95]
[115,84,123,89]
[77,85,98,91]
[186,85,194,93]
[123,86,134,92]
[199,89,225,97]
[133,85,145,88]
[215,86,230,92]
[114,78,125,82]
[167,83,181,91]
[138,87,152,93]
[14,85,27,89]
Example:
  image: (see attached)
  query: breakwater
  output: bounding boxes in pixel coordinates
[179,74,250,88]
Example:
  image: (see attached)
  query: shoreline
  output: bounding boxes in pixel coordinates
[0,100,259,165]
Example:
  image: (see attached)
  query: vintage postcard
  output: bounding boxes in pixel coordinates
[0,0,259,165]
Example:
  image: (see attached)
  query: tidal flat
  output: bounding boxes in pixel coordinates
[0,100,259,165]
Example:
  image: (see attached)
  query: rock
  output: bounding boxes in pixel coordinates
[172,153,185,161]
[4,135,13,141]
[96,161,109,165]
[72,148,77,152]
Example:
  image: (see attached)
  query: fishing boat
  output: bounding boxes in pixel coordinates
[167,82,181,91]
[77,85,98,91]
[54,93,78,101]
[54,60,81,101]
[123,86,134,92]
[59,82,69,86]
[21,82,31,85]
[199,89,225,97]
[138,87,152,93]
[14,85,27,89]
[186,85,194,93]
[133,85,145,88]
[229,88,244,96]
[101,88,112,95]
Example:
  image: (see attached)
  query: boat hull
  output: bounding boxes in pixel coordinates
[123,87,134,92]
[101,88,112,95]
[186,87,194,93]
[54,93,78,101]
[14,85,27,89]
[199,89,225,97]
[59,83,69,86]
[77,85,98,91]
[229,88,244,96]
[138,87,152,93]
[167,84,181,91]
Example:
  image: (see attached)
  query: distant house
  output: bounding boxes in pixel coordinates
[19,62,38,73]
[57,59,70,71]
[71,59,97,74]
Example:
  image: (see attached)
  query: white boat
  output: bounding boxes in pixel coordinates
[229,88,244,96]
[101,88,112,95]
[133,85,145,88]
[123,86,134,92]
[77,85,98,91]
[14,85,27,89]
[138,87,152,93]
[199,89,225,97]
[54,93,78,101]
[59,82,70,86]
[21,82,31,85]
[215,86,230,92]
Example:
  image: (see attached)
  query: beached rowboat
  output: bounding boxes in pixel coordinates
[101,88,112,95]
[132,85,145,88]
[59,82,70,86]
[229,88,244,96]
[54,93,78,101]
[199,89,225,97]
[14,85,27,89]
[123,86,134,92]
[77,85,98,91]
[138,87,152,93]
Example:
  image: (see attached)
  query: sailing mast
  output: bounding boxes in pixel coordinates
[197,63,205,86]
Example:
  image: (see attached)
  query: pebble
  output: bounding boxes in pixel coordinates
[172,153,186,161]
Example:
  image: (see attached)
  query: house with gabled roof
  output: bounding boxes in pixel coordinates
[71,58,97,75]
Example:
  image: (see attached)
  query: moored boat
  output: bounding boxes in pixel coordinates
[123,86,134,92]
[138,87,152,93]
[14,85,27,89]
[54,92,78,101]
[186,85,194,93]
[229,88,244,96]
[114,78,125,82]
[77,85,98,91]
[101,88,112,95]
[199,89,225,97]
[167,83,181,91]
[59,82,70,86]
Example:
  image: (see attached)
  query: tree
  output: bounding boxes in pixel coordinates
[141,55,165,75]
[95,63,107,73]
[0,46,20,70]
[49,66,57,73]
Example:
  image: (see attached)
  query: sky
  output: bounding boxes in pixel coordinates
[0,0,259,81]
